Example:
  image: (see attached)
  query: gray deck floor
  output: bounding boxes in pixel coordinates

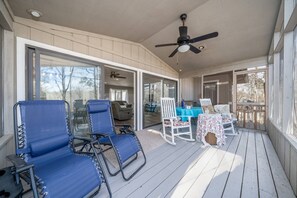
[96,128,295,198]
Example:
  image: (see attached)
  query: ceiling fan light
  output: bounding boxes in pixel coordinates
[178,44,190,53]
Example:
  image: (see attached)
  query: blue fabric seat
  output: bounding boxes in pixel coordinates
[86,100,146,181]
[13,100,111,197]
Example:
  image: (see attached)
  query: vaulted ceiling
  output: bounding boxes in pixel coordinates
[8,0,280,74]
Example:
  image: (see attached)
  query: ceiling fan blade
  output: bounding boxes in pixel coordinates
[118,76,126,79]
[189,32,218,43]
[189,44,201,54]
[169,48,178,57]
[155,43,178,47]
[179,26,188,37]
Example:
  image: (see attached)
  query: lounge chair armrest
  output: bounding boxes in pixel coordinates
[115,124,131,128]
[116,124,134,134]
[73,135,105,147]
[7,154,34,171]
[73,136,93,142]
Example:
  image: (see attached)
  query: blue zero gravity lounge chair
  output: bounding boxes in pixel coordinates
[9,100,111,198]
[86,100,146,181]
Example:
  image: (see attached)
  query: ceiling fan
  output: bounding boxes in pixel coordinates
[110,71,126,79]
[155,13,218,57]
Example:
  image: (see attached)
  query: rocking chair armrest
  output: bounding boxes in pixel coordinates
[7,154,33,171]
[221,113,232,119]
[177,116,192,123]
[178,115,192,118]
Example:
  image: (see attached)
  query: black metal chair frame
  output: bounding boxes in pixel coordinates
[85,101,146,181]
[8,101,112,198]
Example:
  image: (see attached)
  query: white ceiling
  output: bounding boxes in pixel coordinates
[8,0,280,74]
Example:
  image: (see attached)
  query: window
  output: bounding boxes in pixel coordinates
[110,88,128,101]
[143,73,177,128]
[27,47,103,136]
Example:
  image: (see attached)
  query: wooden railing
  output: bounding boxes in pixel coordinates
[236,103,266,130]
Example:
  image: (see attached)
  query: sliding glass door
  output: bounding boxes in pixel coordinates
[27,47,137,133]
[143,73,177,128]
[104,66,136,128]
[27,48,103,136]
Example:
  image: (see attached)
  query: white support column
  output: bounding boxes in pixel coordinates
[232,70,236,113]
[3,30,15,134]
[284,0,295,27]
[282,31,294,133]
[268,65,273,120]
[137,70,143,130]
[273,53,280,126]
[201,75,204,98]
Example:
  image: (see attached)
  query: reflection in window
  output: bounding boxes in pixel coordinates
[29,51,102,137]
[143,73,177,128]
[110,88,128,102]
[163,80,177,99]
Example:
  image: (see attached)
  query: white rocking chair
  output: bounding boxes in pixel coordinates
[160,97,195,145]
[200,98,237,135]
[214,104,238,135]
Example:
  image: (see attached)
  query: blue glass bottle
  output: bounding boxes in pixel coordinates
[181,99,185,109]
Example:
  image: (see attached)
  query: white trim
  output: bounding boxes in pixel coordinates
[137,70,143,130]
[181,56,267,78]
[201,75,204,98]
[234,68,267,75]
[232,70,236,113]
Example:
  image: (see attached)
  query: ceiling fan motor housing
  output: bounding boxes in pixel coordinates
[177,34,190,45]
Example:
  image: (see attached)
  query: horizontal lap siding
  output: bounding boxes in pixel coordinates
[13,17,178,78]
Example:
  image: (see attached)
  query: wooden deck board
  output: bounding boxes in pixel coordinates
[166,143,218,198]
[126,142,201,197]
[94,129,295,198]
[203,132,242,198]
[255,132,277,198]
[183,136,235,198]
[222,130,248,198]
[146,145,207,198]
[261,132,295,198]
[112,141,196,197]
[241,131,258,198]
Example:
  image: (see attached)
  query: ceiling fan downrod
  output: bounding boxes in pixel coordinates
[180,13,187,26]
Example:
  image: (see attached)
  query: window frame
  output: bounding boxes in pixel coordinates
[0,27,3,137]
[293,26,297,137]
[26,46,105,100]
